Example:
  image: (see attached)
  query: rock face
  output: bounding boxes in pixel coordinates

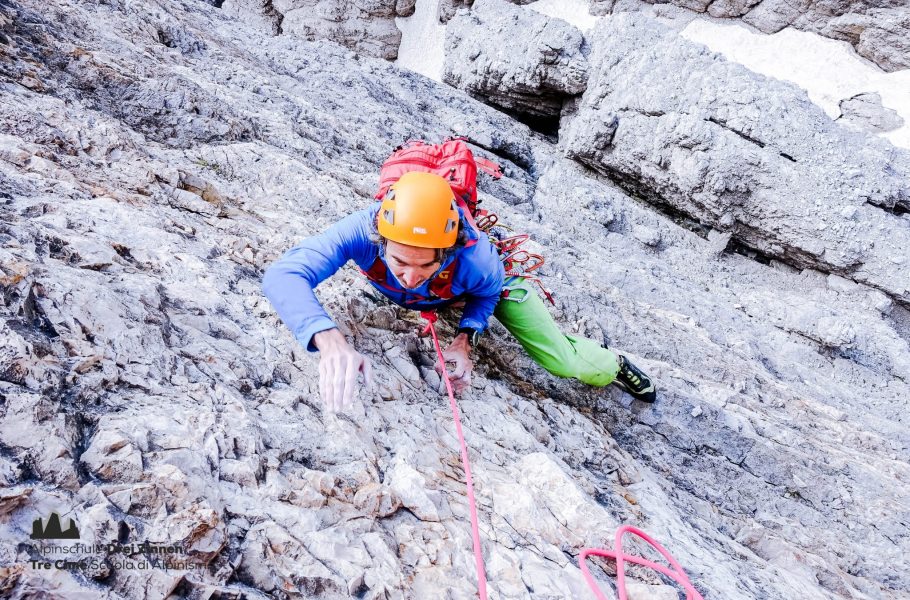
[444,0,589,120]
[1,0,909,599]
[438,0,537,24]
[591,0,910,72]
[838,91,905,133]
[564,13,910,310]
[221,0,286,35]
[222,0,413,59]
[438,0,473,23]
[824,7,910,72]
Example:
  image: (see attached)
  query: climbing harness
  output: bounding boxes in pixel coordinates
[360,256,460,304]
[420,313,703,600]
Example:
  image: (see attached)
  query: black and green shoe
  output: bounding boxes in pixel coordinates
[612,353,657,403]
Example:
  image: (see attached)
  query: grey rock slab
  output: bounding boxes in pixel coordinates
[278,0,403,60]
[438,0,537,24]
[438,0,473,24]
[224,0,405,59]
[838,91,906,133]
[563,13,910,309]
[1,0,908,598]
[221,0,285,35]
[444,0,589,118]
[812,5,910,72]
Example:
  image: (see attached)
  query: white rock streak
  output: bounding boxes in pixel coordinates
[527,0,599,32]
[396,0,447,82]
[682,21,910,149]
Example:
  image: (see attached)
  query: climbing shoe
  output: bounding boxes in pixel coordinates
[612,353,657,403]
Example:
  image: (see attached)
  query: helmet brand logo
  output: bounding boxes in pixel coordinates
[412,227,427,234]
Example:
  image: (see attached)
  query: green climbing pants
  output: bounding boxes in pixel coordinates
[492,278,620,387]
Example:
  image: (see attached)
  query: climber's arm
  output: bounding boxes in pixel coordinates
[262,210,373,352]
[262,210,376,413]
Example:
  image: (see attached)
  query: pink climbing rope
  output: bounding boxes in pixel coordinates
[580,525,704,600]
[419,314,702,600]
[421,311,488,599]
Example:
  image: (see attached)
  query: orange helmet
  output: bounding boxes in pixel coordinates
[377,172,460,248]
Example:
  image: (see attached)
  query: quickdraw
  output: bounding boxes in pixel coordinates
[475,212,556,306]
[474,212,499,232]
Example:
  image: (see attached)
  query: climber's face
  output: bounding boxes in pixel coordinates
[385,240,441,290]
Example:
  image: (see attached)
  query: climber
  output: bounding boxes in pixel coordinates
[262,171,657,413]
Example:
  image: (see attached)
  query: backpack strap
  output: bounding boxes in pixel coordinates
[394,139,426,152]
[475,157,503,179]
[453,196,480,246]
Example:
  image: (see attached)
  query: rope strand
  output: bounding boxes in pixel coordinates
[421,312,488,599]
[419,314,702,600]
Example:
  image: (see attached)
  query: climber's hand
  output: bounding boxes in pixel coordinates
[437,333,473,395]
[313,328,373,413]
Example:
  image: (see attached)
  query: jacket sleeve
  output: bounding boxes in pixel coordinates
[262,211,373,352]
[458,240,505,334]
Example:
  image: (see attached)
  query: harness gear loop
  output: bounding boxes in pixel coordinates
[500,280,532,303]
[491,233,556,306]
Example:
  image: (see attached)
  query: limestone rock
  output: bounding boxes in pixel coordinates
[438,0,537,23]
[80,428,144,482]
[396,0,417,18]
[386,459,449,522]
[221,0,285,35]
[626,582,680,600]
[838,92,905,133]
[444,0,588,119]
[564,13,910,308]
[224,0,405,60]
[353,482,401,518]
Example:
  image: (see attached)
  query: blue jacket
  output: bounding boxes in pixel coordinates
[262,204,505,352]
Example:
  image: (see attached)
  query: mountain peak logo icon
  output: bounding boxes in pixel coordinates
[30,512,80,540]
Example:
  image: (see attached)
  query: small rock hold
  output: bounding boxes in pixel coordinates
[72,354,103,374]
[389,355,419,383]
[353,482,400,518]
[81,429,143,482]
[632,225,661,247]
[690,405,703,418]
[625,582,679,600]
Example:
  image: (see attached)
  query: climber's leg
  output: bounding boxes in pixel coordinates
[492,278,620,387]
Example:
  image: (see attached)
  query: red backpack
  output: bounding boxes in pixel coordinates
[374,137,503,222]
